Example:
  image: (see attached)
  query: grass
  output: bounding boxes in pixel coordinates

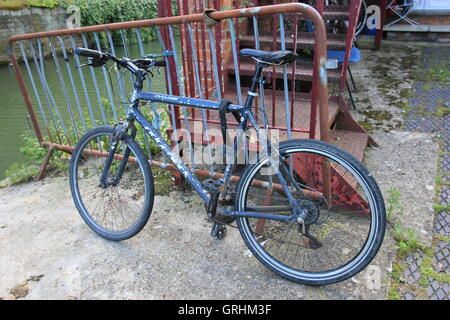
[1,163,39,187]
[1,129,70,187]
[0,0,61,9]
[435,106,450,117]
[411,104,450,118]
[433,203,450,213]
[387,286,402,300]
[0,0,29,9]
[423,63,450,83]
[435,234,450,243]
[152,166,175,195]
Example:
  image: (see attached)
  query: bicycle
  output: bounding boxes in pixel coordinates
[69,46,386,285]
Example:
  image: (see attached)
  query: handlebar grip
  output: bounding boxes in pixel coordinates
[75,47,104,59]
[154,60,166,67]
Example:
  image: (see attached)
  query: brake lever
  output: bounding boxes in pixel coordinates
[75,62,91,69]
[76,60,105,69]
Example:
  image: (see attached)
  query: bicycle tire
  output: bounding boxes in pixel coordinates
[355,0,368,36]
[235,139,386,285]
[69,125,154,241]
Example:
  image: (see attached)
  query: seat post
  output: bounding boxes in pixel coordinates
[244,62,266,107]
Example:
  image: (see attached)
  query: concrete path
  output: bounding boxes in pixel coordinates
[0,127,438,300]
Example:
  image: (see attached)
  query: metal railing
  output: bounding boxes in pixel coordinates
[8,2,331,181]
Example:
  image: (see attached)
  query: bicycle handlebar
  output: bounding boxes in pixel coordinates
[153,60,166,67]
[74,47,166,73]
[74,47,105,59]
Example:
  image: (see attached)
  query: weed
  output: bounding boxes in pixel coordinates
[435,234,450,243]
[419,246,450,285]
[433,203,450,213]
[422,82,433,92]
[386,188,404,221]
[393,225,423,259]
[19,131,69,173]
[387,286,402,300]
[399,88,411,99]
[357,119,374,131]
[3,163,39,186]
[152,166,175,195]
[390,262,404,282]
[434,106,450,117]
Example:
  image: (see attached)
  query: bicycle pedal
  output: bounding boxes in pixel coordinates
[210,222,227,240]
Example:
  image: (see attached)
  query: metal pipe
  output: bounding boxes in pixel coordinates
[228,18,243,105]
[69,35,97,128]
[9,53,43,144]
[48,37,79,139]
[28,39,61,143]
[187,23,214,174]
[41,140,322,200]
[58,36,88,131]
[18,42,48,129]
[37,38,70,140]
[93,32,118,124]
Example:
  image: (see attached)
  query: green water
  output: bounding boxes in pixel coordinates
[0,40,171,180]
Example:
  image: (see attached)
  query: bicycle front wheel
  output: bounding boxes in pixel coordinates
[69,126,154,241]
[235,139,385,285]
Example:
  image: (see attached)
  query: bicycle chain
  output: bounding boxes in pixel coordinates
[209,215,239,229]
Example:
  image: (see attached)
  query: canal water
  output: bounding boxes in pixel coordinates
[0,40,173,180]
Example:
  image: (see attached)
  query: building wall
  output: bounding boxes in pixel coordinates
[0,7,68,64]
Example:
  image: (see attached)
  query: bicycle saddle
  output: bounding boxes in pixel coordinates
[238,48,298,65]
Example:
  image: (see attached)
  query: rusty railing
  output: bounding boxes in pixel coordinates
[8,2,330,182]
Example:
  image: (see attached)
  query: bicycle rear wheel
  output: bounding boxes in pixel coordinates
[69,126,154,241]
[235,139,385,285]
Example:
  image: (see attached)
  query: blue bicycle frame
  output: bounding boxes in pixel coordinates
[109,63,302,223]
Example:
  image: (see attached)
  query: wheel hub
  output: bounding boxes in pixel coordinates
[294,199,320,225]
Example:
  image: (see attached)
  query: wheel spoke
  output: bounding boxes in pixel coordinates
[236,141,384,281]
[70,128,151,240]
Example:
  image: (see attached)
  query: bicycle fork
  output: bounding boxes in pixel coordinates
[99,123,136,188]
